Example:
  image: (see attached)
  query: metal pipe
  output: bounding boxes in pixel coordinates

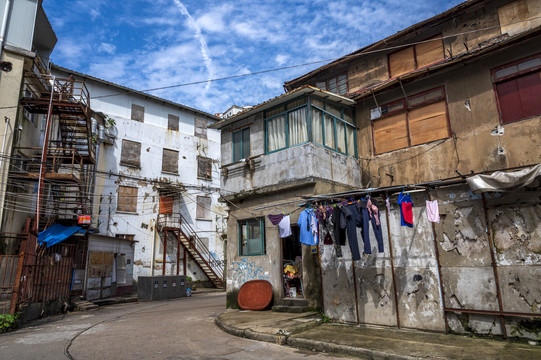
[0,0,12,59]
[427,188,449,333]
[35,75,55,232]
[384,196,401,328]
[482,193,507,338]
[444,308,541,318]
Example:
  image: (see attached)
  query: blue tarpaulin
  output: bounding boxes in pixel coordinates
[38,224,86,248]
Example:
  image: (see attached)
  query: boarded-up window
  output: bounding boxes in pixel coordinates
[194,118,207,138]
[159,196,173,214]
[168,114,179,131]
[117,186,138,213]
[131,104,144,122]
[120,140,141,167]
[415,38,444,69]
[197,157,212,180]
[389,38,444,78]
[196,196,211,219]
[492,54,541,124]
[372,87,449,154]
[162,149,179,173]
[374,113,409,153]
[389,47,415,78]
[498,0,532,36]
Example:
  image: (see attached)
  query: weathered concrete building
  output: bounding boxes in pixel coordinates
[51,66,227,297]
[210,86,361,309]
[218,0,541,339]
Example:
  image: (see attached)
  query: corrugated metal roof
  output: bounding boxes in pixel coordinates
[51,64,221,122]
[209,85,355,129]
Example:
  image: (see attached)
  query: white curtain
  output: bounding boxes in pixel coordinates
[324,113,335,149]
[312,108,323,144]
[267,115,286,152]
[337,122,346,153]
[346,126,356,156]
[289,107,307,146]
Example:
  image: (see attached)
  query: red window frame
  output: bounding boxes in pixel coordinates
[316,73,349,96]
[491,53,541,125]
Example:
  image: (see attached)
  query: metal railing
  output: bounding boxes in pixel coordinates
[157,213,224,283]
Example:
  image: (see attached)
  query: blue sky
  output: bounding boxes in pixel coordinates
[43,0,463,115]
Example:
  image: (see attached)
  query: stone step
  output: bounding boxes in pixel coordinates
[271,305,309,313]
[274,298,308,307]
[73,301,98,312]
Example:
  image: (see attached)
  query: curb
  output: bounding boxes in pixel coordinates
[215,315,423,360]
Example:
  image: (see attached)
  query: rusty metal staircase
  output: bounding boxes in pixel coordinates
[157,214,224,288]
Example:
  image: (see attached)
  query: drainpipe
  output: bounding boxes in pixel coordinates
[0,0,12,59]
[0,116,10,177]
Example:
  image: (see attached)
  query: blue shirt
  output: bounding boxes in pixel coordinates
[298,209,318,245]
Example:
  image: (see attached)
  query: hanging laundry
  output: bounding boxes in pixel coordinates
[332,206,346,247]
[397,192,414,227]
[298,209,318,245]
[426,200,440,223]
[358,198,384,253]
[267,213,284,226]
[340,204,363,260]
[310,211,318,245]
[278,215,292,238]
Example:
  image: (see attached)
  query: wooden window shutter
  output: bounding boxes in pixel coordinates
[131,104,145,122]
[159,196,173,214]
[196,196,211,219]
[389,47,415,78]
[498,0,531,36]
[168,114,179,131]
[120,140,141,167]
[373,113,409,154]
[408,101,449,146]
[117,186,138,213]
[194,118,207,139]
[162,149,179,173]
[415,38,444,68]
[197,157,212,180]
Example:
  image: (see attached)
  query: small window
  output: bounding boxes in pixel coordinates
[162,148,179,173]
[492,54,541,124]
[168,114,179,131]
[196,196,211,220]
[197,156,212,180]
[194,118,207,138]
[315,74,348,96]
[120,140,141,167]
[239,218,265,256]
[233,127,250,161]
[131,104,144,122]
[117,186,138,213]
[115,234,135,241]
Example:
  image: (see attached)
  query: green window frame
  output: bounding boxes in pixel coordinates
[311,99,357,157]
[238,218,265,256]
[233,127,250,162]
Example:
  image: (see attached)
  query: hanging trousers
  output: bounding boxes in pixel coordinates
[343,204,362,260]
[359,206,384,254]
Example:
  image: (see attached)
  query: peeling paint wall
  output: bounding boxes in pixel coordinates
[52,68,225,286]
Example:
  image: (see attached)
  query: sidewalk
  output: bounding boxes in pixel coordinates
[216,309,541,360]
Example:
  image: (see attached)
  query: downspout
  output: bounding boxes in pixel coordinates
[0,0,12,59]
[0,116,10,178]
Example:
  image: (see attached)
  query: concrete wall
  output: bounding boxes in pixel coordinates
[320,184,541,338]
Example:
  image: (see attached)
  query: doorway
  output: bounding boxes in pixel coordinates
[281,225,303,298]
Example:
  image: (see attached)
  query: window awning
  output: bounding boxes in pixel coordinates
[466,164,541,193]
[38,224,86,248]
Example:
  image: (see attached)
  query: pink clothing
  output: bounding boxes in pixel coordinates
[426,200,440,223]
[366,198,381,226]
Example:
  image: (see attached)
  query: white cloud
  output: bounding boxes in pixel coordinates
[98,43,116,55]
[275,54,289,66]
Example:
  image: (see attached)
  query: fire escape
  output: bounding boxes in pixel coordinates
[157,213,224,288]
[10,57,95,231]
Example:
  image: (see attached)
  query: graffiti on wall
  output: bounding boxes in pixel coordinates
[231,258,269,286]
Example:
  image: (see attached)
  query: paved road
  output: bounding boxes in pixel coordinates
[0,292,345,360]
